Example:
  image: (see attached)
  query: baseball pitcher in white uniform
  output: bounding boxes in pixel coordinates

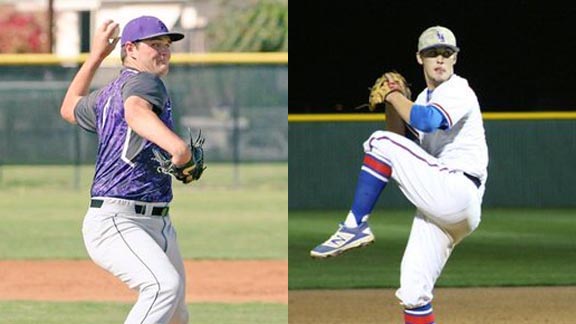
[311,26,489,323]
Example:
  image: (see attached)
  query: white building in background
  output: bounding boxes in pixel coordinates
[95,0,210,56]
[3,0,215,56]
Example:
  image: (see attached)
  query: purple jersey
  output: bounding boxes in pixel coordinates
[74,68,173,202]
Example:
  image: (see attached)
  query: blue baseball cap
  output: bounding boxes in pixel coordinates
[121,16,184,46]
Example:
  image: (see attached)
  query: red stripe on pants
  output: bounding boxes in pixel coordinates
[363,155,391,178]
[405,312,435,324]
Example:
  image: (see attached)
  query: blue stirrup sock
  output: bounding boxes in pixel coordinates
[404,303,435,324]
[345,154,391,227]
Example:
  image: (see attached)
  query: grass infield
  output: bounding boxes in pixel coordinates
[289,209,576,289]
[0,301,287,324]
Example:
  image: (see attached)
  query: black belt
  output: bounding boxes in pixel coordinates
[463,173,481,188]
[90,199,169,216]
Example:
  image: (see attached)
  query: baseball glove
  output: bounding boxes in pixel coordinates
[152,129,206,184]
[368,71,411,111]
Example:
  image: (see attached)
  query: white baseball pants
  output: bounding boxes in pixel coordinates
[82,197,189,324]
[363,131,483,308]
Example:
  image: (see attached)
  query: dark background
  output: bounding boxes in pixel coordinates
[289,1,576,113]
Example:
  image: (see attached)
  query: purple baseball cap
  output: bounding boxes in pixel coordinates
[121,16,184,46]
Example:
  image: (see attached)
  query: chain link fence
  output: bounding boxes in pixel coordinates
[0,58,287,165]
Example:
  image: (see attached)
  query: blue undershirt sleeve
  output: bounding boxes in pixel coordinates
[409,104,449,132]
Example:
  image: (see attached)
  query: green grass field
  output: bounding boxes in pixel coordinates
[0,164,287,324]
[0,164,287,259]
[289,209,576,290]
[0,302,286,324]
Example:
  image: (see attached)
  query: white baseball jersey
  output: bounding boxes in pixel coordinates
[414,74,488,186]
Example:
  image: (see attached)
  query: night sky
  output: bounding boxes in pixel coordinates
[289,1,576,113]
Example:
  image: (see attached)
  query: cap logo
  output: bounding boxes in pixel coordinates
[157,20,167,32]
[436,31,446,43]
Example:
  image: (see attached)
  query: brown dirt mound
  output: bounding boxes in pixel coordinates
[289,287,576,323]
[0,260,287,304]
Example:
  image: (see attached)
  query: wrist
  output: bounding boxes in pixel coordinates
[385,91,402,103]
[171,149,192,167]
[86,53,106,66]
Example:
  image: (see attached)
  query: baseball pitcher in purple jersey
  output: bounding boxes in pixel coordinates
[60,17,195,324]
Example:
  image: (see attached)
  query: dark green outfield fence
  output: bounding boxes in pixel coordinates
[0,53,287,165]
[289,113,576,208]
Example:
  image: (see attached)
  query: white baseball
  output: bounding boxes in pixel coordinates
[109,25,120,44]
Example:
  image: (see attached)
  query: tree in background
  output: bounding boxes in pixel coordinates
[206,0,287,52]
[0,5,49,53]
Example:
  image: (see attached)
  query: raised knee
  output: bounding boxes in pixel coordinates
[367,130,394,142]
[364,130,403,151]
